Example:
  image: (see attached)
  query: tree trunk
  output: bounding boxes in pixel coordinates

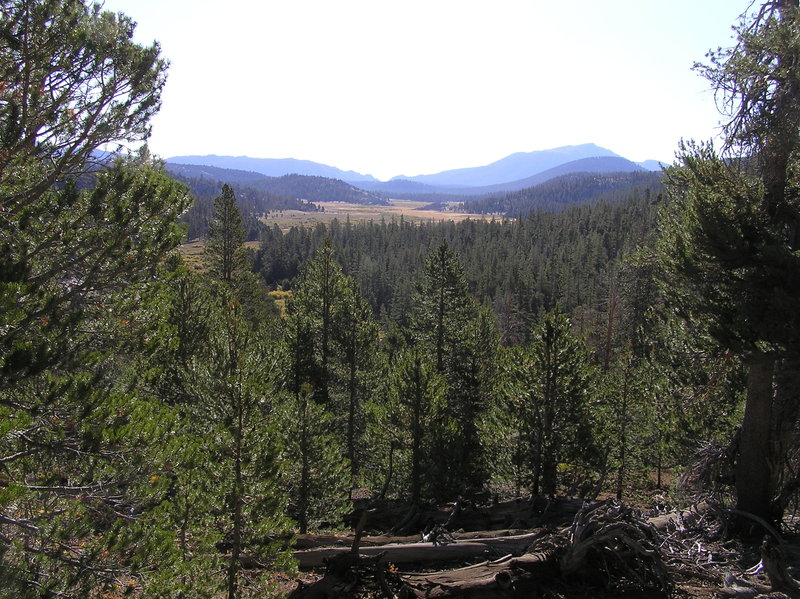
[227,397,244,599]
[298,391,310,534]
[615,373,630,501]
[772,358,800,518]
[293,532,543,569]
[347,336,357,480]
[411,361,422,505]
[736,354,775,524]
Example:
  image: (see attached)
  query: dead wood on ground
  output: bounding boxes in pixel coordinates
[289,498,800,599]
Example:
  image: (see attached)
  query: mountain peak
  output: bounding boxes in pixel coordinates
[389,144,621,188]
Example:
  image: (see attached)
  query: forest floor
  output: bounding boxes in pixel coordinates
[283,496,800,599]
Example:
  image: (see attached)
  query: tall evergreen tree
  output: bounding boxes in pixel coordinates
[286,239,344,404]
[500,311,595,496]
[205,184,247,284]
[280,383,349,534]
[411,242,490,497]
[412,242,475,373]
[333,276,380,483]
[387,348,447,504]
[183,290,291,599]
[0,0,192,593]
[660,0,800,524]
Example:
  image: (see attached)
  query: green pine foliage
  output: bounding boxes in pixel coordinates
[279,384,350,534]
[10,0,800,593]
[410,242,492,498]
[205,184,248,284]
[255,190,661,327]
[384,348,448,504]
[489,311,597,497]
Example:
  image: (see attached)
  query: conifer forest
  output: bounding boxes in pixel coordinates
[3,1,800,597]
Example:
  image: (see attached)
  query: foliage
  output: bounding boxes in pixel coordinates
[0,164,190,594]
[205,184,247,284]
[285,239,345,405]
[255,190,661,331]
[382,348,447,503]
[410,242,491,498]
[460,171,663,216]
[659,0,800,523]
[332,276,381,482]
[0,0,166,203]
[279,384,350,534]
[183,291,292,598]
[491,311,596,496]
[660,145,800,356]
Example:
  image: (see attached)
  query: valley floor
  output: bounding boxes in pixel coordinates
[260,199,504,230]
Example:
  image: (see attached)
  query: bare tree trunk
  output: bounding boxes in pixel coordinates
[736,355,775,524]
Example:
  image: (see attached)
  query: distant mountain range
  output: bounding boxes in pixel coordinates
[360,156,649,197]
[458,170,664,216]
[165,163,387,206]
[164,144,667,219]
[167,155,378,183]
[388,143,638,187]
[167,143,664,195]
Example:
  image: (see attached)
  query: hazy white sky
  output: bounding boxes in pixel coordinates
[102,0,751,180]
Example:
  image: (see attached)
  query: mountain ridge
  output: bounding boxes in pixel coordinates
[165,163,387,206]
[389,143,622,187]
[166,143,665,189]
[167,154,379,183]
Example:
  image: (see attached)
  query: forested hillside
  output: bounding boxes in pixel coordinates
[173,173,321,239]
[168,162,387,205]
[458,170,664,216]
[254,188,661,336]
[3,1,800,598]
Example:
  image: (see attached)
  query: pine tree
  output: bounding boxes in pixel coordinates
[280,384,349,534]
[659,0,800,525]
[412,241,475,374]
[182,290,291,598]
[0,1,192,593]
[389,348,447,504]
[205,184,247,284]
[500,311,595,496]
[333,276,380,483]
[286,239,345,404]
[411,242,490,497]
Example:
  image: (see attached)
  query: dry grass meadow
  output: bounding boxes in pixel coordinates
[260,199,503,231]
[181,199,503,267]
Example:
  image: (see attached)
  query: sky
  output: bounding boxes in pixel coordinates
[101,0,752,181]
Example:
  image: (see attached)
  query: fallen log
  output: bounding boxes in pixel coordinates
[291,499,685,598]
[293,528,532,551]
[397,500,676,598]
[398,552,559,599]
[293,531,543,569]
[646,501,713,532]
